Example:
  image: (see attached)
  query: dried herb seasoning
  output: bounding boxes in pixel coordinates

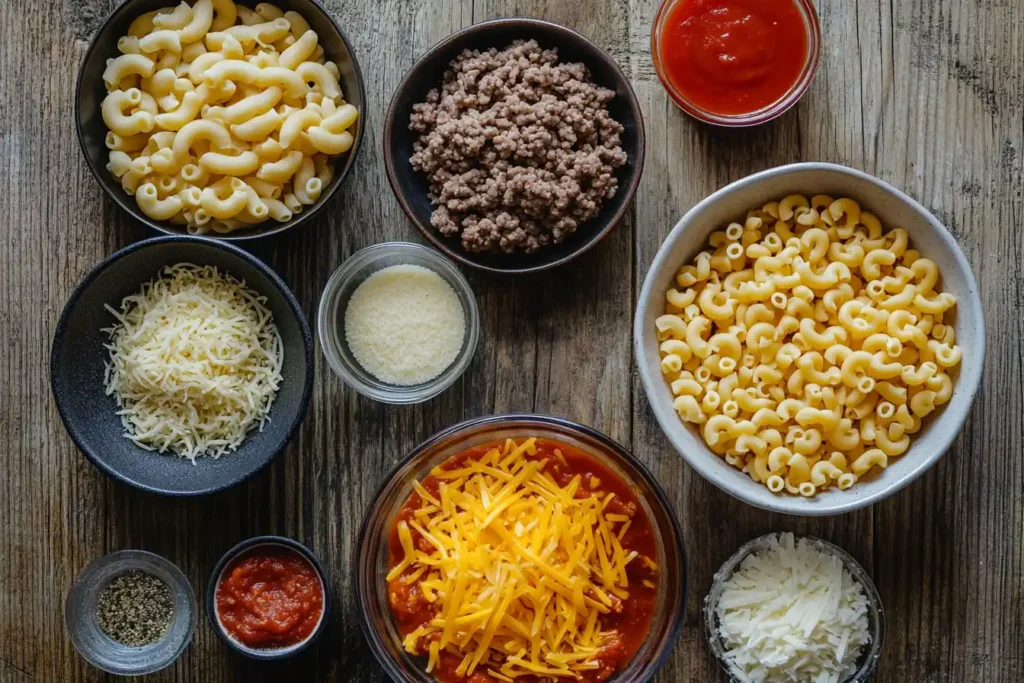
[96,570,174,647]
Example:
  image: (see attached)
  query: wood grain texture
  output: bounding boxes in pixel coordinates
[0,0,1020,681]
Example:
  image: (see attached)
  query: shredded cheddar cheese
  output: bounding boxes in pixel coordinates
[387,438,646,680]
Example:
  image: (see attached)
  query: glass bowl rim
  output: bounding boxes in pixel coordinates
[64,549,198,676]
[650,0,823,127]
[317,242,481,404]
[702,532,886,682]
[355,413,688,682]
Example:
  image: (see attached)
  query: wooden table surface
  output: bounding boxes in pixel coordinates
[2,0,1022,681]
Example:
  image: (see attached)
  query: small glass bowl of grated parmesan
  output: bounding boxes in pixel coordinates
[318,242,480,404]
[704,532,885,683]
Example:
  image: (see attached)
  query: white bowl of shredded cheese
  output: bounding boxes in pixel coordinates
[704,532,885,683]
[318,243,480,404]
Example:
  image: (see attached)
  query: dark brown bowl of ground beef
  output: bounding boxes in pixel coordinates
[384,18,645,274]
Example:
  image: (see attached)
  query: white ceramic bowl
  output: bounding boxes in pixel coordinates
[635,163,985,515]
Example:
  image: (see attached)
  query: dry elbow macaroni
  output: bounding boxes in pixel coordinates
[101,0,358,234]
[656,194,962,497]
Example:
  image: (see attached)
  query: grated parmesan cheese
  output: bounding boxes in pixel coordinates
[715,533,872,683]
[102,263,284,461]
[344,264,465,386]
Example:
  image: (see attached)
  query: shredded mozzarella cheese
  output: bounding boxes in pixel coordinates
[102,263,284,461]
[715,533,872,683]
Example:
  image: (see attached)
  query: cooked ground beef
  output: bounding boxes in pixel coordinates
[409,40,628,254]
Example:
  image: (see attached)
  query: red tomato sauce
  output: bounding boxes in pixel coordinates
[215,548,324,649]
[387,439,660,683]
[656,0,809,116]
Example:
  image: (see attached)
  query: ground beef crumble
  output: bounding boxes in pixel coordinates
[409,40,628,254]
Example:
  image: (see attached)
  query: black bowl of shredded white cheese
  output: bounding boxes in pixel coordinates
[50,236,314,495]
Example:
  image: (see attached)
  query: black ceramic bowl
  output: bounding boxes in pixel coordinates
[75,0,366,240]
[50,236,314,496]
[384,18,646,274]
[206,536,330,660]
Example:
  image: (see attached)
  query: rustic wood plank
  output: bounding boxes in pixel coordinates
[155,0,477,681]
[0,0,1021,681]
[628,0,1022,680]
[0,1,113,681]
[869,0,1024,680]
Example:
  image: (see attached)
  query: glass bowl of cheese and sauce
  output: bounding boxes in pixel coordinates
[356,414,687,683]
[317,242,481,404]
[651,0,822,126]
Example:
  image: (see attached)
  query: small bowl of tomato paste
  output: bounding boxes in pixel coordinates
[652,0,821,126]
[207,537,330,660]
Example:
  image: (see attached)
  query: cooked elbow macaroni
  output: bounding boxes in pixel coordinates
[100,0,359,234]
[656,194,962,497]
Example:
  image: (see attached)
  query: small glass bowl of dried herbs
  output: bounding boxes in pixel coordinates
[65,550,197,675]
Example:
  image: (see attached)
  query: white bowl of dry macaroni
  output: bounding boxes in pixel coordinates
[635,163,985,515]
[76,0,364,239]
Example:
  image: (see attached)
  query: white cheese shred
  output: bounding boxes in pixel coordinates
[715,532,872,683]
[102,263,284,462]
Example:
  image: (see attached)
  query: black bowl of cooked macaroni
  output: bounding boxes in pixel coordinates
[50,236,314,495]
[75,0,365,240]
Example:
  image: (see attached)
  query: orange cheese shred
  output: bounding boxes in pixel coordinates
[392,438,642,679]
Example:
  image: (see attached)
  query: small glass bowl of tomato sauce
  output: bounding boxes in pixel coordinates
[652,0,821,126]
[207,536,330,660]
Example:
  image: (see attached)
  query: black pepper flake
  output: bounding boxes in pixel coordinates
[96,570,174,647]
